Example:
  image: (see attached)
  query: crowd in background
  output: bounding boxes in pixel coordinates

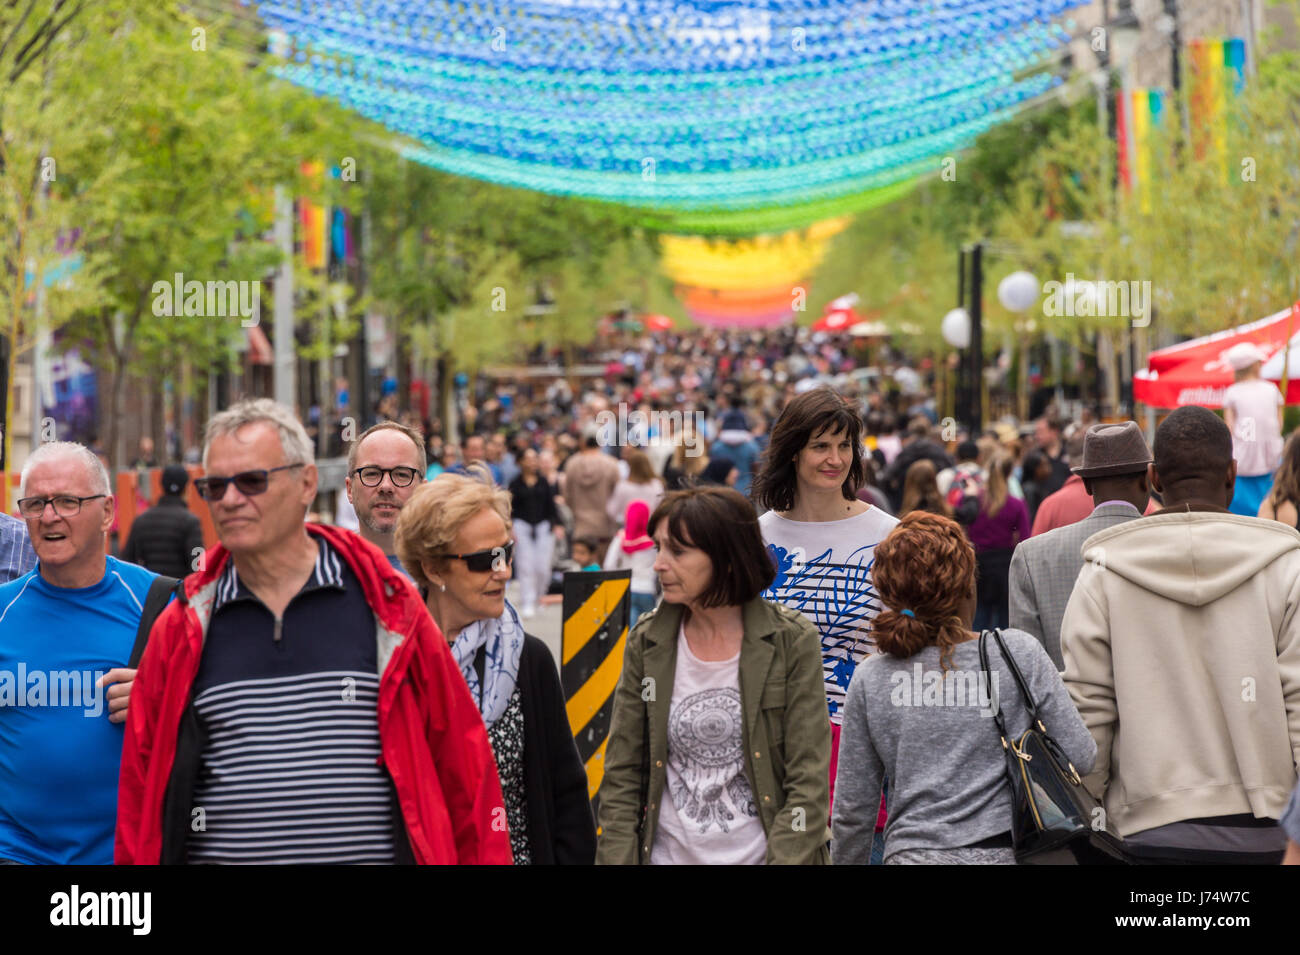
[6,324,1300,868]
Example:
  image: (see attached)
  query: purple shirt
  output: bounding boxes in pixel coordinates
[969,495,1030,552]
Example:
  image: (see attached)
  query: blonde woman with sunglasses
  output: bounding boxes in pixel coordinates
[395,468,596,865]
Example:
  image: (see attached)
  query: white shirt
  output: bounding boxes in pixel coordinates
[1223,379,1284,476]
[759,506,899,724]
[649,626,766,866]
[603,533,658,596]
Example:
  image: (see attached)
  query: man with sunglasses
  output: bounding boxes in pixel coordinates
[0,442,158,864]
[117,398,511,865]
[345,422,426,578]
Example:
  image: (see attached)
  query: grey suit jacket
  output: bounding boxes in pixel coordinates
[1008,502,1144,669]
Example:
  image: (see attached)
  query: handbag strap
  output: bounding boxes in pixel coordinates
[986,628,1044,726]
[977,630,1011,743]
[982,629,1086,788]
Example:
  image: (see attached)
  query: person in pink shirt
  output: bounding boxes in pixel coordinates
[1030,473,1093,535]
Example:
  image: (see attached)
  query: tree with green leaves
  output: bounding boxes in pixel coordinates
[42,1,359,465]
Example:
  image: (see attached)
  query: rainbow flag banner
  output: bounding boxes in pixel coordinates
[299,160,327,270]
[1189,37,1246,164]
[1118,87,1165,208]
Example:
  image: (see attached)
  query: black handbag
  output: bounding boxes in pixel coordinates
[978,629,1130,865]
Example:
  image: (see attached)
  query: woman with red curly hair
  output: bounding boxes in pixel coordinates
[830,512,1094,865]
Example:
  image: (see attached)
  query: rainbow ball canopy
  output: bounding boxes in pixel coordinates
[251,0,1084,236]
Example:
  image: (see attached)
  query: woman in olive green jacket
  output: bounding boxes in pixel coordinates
[596,487,831,865]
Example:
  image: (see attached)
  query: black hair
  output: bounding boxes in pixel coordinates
[648,488,775,607]
[1153,406,1232,486]
[752,387,865,512]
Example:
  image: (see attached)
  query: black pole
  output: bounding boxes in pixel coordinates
[970,242,984,434]
[957,247,967,423]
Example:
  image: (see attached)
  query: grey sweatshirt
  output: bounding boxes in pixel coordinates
[831,629,1096,863]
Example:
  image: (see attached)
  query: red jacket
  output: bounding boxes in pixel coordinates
[116,523,512,865]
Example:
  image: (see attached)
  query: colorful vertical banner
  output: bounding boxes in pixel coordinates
[1189,38,1245,165]
[1117,88,1164,210]
[1116,87,1133,193]
[327,165,353,267]
[299,160,327,270]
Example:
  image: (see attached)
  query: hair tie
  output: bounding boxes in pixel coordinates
[900,609,916,618]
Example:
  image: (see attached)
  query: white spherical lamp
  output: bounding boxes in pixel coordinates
[997,271,1040,313]
[941,307,971,349]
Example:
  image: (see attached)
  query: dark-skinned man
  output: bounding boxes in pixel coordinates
[1062,406,1300,864]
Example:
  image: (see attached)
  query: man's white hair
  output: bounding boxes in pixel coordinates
[19,442,111,497]
[204,398,314,468]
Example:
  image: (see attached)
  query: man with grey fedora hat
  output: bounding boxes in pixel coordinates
[1009,421,1152,669]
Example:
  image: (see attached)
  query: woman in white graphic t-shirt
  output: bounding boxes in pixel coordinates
[751,386,899,861]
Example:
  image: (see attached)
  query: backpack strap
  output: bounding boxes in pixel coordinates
[128,575,181,669]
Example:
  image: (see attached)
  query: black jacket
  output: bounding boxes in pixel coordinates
[122,496,204,578]
[517,634,598,864]
[509,475,560,527]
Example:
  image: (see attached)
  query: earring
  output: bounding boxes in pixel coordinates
[439,583,446,593]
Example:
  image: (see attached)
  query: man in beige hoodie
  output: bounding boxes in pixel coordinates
[1061,406,1300,864]
[559,434,621,562]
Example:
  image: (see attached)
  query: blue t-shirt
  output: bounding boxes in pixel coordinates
[0,557,157,864]
[387,552,412,580]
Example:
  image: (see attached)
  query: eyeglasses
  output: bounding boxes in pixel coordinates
[441,540,514,573]
[193,464,305,501]
[352,466,421,488]
[17,494,107,519]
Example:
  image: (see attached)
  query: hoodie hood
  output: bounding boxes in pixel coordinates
[1080,511,1300,607]
[567,452,617,487]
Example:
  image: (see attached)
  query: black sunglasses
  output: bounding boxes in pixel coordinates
[193,463,305,501]
[442,540,514,573]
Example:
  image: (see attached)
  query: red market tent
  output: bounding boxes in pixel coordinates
[1134,305,1300,408]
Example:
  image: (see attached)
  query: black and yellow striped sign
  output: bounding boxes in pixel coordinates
[561,569,631,816]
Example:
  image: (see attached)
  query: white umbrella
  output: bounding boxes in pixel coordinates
[1259,333,1300,380]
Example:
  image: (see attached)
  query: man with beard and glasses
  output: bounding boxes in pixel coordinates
[345,422,427,579]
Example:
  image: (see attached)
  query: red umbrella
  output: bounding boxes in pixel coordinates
[1146,306,1293,373]
[643,313,674,332]
[813,308,857,332]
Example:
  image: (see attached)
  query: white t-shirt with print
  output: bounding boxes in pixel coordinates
[649,625,766,866]
[759,506,899,725]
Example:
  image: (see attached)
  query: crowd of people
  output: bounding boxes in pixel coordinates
[3,328,1300,866]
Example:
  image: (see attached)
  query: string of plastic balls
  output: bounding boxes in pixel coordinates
[245,0,1085,234]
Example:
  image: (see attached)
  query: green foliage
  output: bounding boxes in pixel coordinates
[361,148,667,373]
